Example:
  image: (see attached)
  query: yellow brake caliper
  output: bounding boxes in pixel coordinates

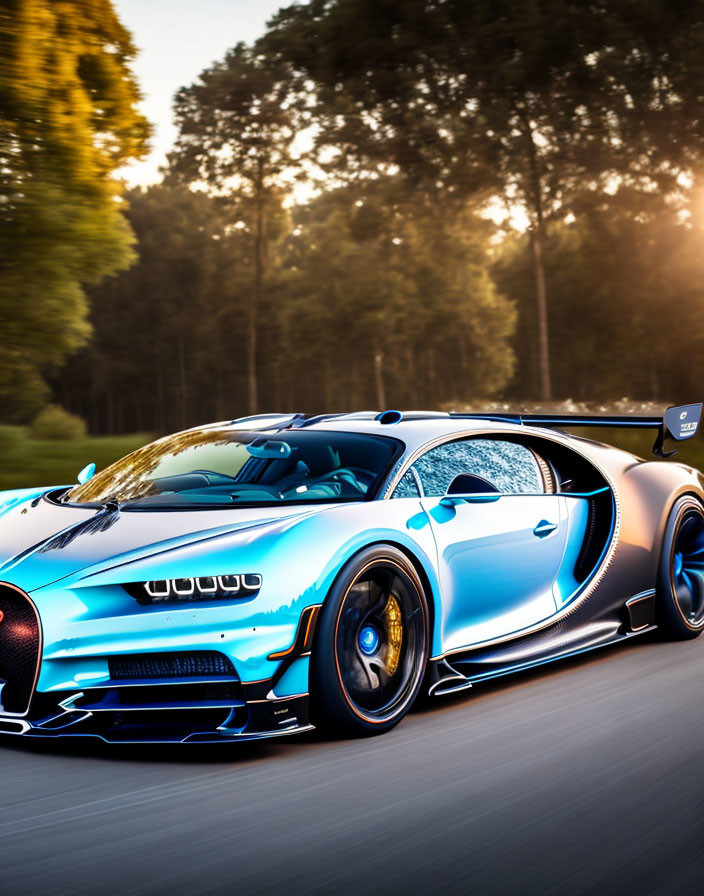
[383,595,403,675]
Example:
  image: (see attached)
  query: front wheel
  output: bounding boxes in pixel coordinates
[311,545,429,736]
[657,496,704,640]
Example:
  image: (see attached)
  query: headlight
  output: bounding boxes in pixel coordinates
[124,574,262,605]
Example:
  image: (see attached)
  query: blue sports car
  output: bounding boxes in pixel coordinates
[0,405,702,743]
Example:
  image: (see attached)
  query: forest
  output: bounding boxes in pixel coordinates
[5,1,704,436]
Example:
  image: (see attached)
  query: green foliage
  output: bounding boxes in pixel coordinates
[266,0,704,398]
[279,182,516,408]
[494,189,704,401]
[170,43,305,412]
[267,0,704,221]
[16,6,704,430]
[0,0,150,421]
[0,425,24,452]
[70,184,246,432]
[30,405,87,441]
[58,180,516,428]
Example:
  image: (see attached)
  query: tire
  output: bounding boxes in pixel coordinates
[311,545,429,736]
[657,495,704,640]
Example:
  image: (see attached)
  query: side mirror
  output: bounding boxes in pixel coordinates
[77,462,96,485]
[440,472,501,506]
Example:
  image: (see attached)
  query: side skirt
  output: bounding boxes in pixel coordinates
[427,596,657,698]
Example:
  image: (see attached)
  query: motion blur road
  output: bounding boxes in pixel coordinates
[0,635,702,895]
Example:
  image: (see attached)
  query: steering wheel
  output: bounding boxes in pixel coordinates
[325,468,368,495]
[190,469,239,484]
[340,467,375,488]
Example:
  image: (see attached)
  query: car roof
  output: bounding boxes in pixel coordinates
[222,411,536,458]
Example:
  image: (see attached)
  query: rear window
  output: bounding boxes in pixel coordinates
[409,438,544,497]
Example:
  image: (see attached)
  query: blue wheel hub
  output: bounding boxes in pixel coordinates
[358,625,380,656]
[671,508,704,625]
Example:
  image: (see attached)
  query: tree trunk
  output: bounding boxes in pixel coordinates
[406,344,416,407]
[156,360,165,434]
[530,222,551,401]
[324,354,333,411]
[106,391,114,435]
[374,349,386,409]
[518,106,552,401]
[649,364,660,401]
[248,162,265,415]
[427,346,436,405]
[247,310,258,415]
[177,333,188,429]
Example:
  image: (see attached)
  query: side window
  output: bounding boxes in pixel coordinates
[392,469,421,499]
[412,439,544,497]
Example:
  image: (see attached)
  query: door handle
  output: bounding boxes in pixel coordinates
[533,520,558,538]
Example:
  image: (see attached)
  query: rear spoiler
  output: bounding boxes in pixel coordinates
[449,403,703,458]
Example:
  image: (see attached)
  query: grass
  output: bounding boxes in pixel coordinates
[0,428,151,492]
[567,427,704,471]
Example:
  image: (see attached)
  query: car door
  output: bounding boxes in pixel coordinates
[408,437,568,652]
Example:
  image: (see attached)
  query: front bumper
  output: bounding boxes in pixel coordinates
[0,580,322,744]
[0,690,314,744]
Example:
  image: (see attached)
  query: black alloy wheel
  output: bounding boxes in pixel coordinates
[658,496,704,639]
[311,545,429,735]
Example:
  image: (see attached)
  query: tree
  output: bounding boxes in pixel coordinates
[57,185,250,433]
[170,43,304,414]
[59,179,514,430]
[0,0,149,420]
[266,0,704,399]
[494,187,704,402]
[280,181,516,409]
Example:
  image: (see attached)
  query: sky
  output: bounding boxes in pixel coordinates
[114,0,285,186]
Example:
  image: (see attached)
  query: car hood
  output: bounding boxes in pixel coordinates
[0,491,332,592]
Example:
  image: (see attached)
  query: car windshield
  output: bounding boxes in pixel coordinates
[65,429,402,508]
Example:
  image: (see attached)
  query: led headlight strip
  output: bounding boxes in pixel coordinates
[125,574,262,605]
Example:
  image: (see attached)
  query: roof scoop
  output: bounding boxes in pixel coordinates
[375,410,403,425]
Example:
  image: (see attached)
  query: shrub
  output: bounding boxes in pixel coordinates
[0,425,24,452]
[30,405,87,441]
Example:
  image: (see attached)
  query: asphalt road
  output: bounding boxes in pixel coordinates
[0,635,702,895]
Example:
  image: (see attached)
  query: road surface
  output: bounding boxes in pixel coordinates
[0,635,702,895]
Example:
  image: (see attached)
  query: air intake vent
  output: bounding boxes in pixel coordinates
[108,652,237,680]
[375,410,403,425]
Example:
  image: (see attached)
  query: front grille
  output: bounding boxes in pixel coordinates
[75,681,244,710]
[108,651,237,680]
[0,585,41,714]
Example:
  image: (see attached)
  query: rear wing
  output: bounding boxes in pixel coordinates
[449,403,703,458]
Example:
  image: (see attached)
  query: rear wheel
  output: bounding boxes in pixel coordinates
[311,545,429,736]
[657,496,704,640]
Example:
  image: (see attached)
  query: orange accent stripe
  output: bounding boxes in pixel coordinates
[267,605,321,661]
[303,606,319,650]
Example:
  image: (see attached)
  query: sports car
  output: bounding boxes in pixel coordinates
[0,405,702,743]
